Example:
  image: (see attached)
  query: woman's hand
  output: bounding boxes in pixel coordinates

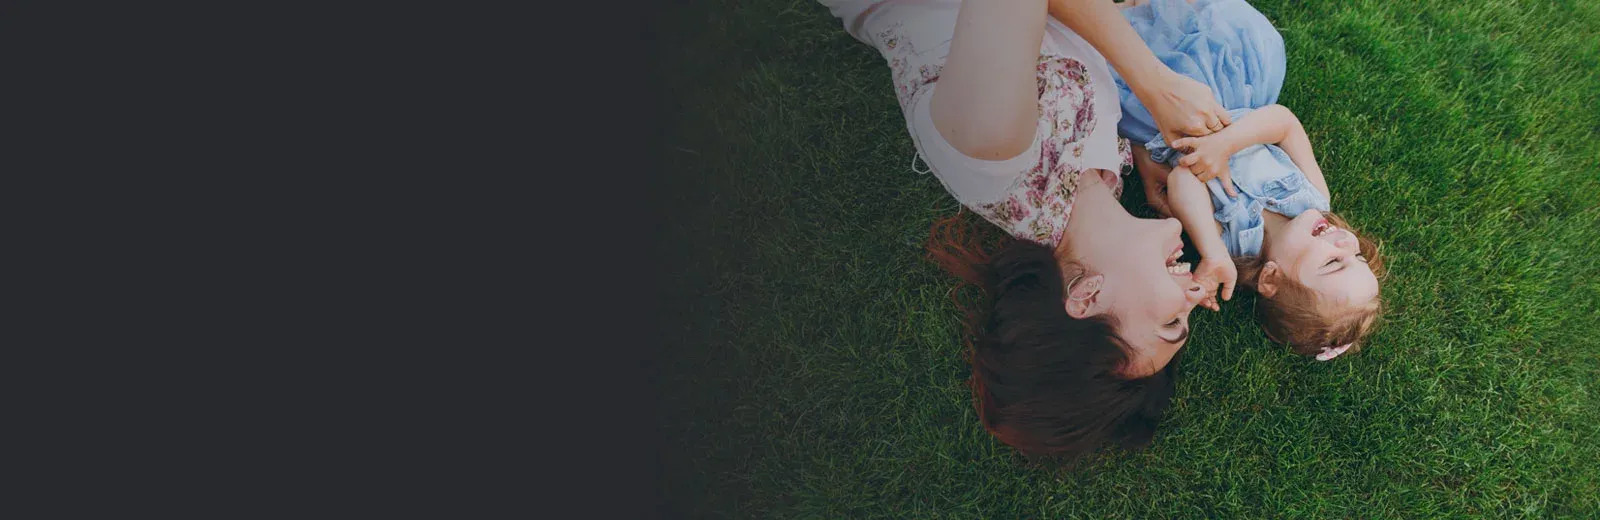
[1171,132,1239,198]
[1044,0,1228,140]
[1142,72,1232,143]
[1194,254,1237,311]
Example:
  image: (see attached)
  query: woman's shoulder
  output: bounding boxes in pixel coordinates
[908,83,1045,204]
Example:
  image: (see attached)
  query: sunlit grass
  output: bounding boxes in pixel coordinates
[656,0,1600,516]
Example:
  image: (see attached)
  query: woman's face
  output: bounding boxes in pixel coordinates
[1069,195,1207,377]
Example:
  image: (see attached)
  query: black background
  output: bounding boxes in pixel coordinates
[9,1,673,516]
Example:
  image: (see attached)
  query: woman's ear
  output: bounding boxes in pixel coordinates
[1065,274,1107,319]
[1257,261,1281,298]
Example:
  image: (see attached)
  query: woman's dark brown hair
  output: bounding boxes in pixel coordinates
[926,212,1180,461]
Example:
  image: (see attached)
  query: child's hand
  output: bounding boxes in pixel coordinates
[1171,135,1238,198]
[1194,255,1237,311]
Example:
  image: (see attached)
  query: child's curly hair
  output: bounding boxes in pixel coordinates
[1233,211,1387,357]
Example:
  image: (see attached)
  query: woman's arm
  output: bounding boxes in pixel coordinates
[928,0,1051,161]
[1047,0,1230,141]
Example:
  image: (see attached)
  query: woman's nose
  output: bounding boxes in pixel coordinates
[1334,232,1355,248]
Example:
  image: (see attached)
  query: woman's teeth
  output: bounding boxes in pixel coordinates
[1167,262,1191,275]
[1312,221,1332,237]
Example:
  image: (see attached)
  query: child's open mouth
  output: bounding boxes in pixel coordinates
[1311,218,1333,237]
[1165,246,1190,275]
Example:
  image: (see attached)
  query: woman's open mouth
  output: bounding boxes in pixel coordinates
[1165,246,1191,275]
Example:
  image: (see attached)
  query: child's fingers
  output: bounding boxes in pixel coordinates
[1178,154,1196,167]
[1218,171,1238,197]
[1223,278,1235,301]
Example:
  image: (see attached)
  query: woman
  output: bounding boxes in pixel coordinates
[818,0,1233,458]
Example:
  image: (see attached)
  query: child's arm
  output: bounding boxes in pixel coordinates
[1166,166,1237,306]
[1171,104,1331,199]
[1271,110,1331,199]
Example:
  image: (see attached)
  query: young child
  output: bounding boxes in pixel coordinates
[1114,0,1386,360]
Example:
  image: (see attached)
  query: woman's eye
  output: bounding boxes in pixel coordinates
[1323,258,1339,268]
[1166,317,1182,327]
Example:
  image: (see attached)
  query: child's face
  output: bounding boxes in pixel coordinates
[1267,210,1380,309]
[1131,145,1175,218]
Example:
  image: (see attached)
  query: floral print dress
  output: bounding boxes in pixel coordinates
[826,1,1135,248]
[968,56,1136,246]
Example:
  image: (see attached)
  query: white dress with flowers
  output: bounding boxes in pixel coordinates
[819,0,1134,247]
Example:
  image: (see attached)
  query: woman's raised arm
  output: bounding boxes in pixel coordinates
[928,0,1051,161]
[1047,0,1230,142]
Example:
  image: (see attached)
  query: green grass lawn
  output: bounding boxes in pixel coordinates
[654,0,1600,516]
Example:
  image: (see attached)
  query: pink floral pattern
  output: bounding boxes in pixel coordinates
[878,24,943,113]
[968,56,1133,246]
[874,24,1134,247]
